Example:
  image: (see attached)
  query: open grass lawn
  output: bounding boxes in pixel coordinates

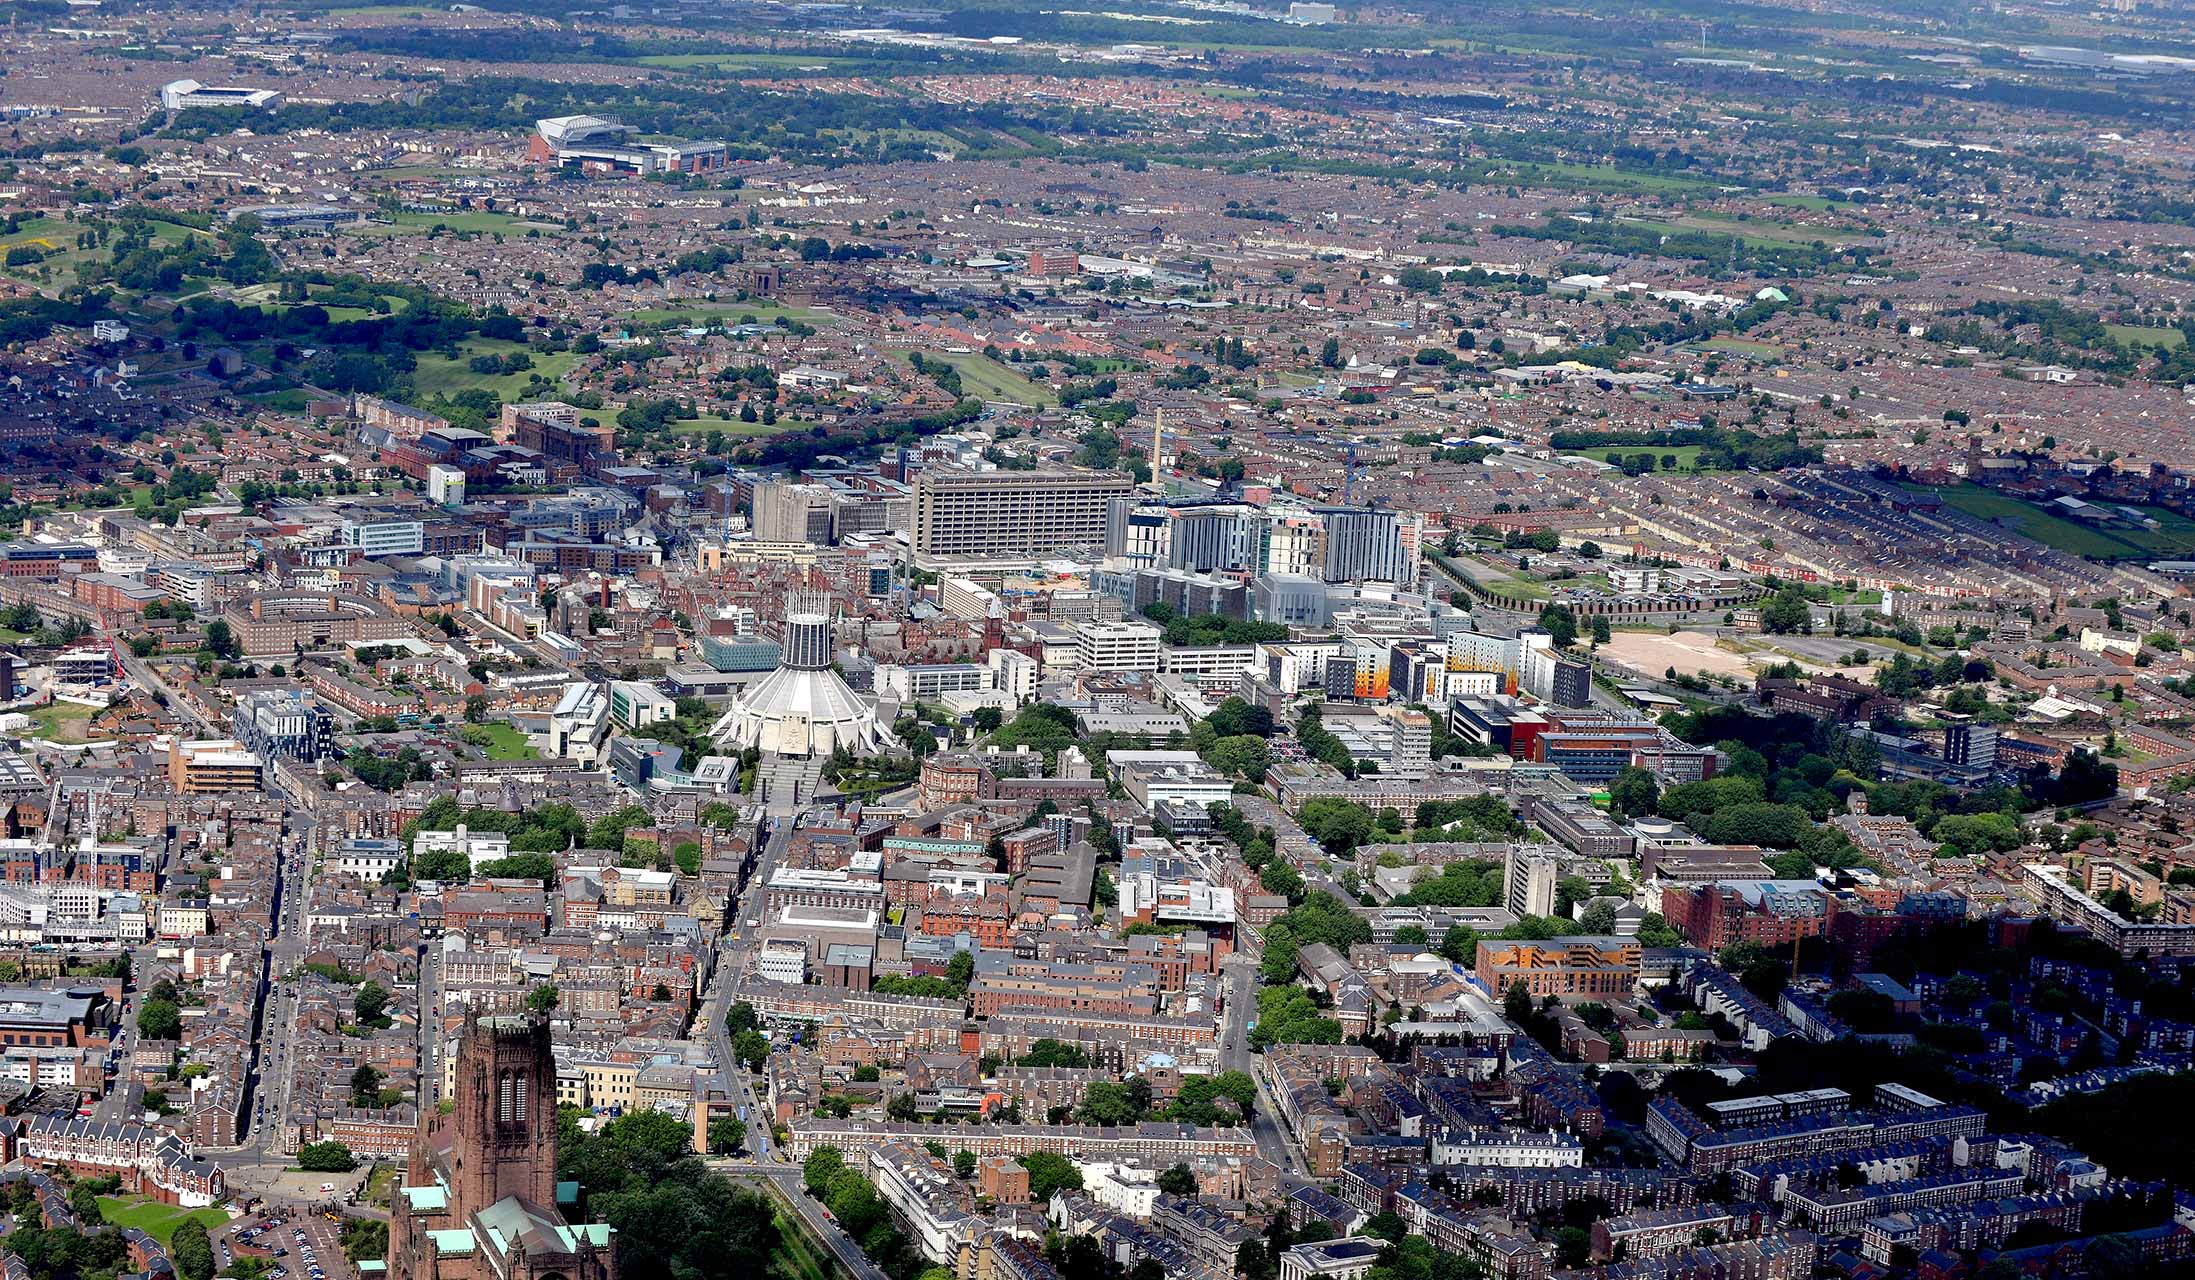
[2108,505,2195,558]
[1581,444,1706,469]
[251,389,316,412]
[1762,194,1846,212]
[1693,336,1785,359]
[1474,573,1550,600]
[411,339,581,399]
[771,1212,839,1280]
[1665,211,1871,248]
[350,210,549,236]
[27,701,96,742]
[473,722,539,761]
[99,1196,227,1246]
[1916,483,2164,560]
[625,299,831,329]
[364,1161,400,1207]
[890,348,1056,406]
[2105,323,2187,350]
[2,214,206,287]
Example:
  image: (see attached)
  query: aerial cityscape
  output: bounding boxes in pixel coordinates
[0,0,2191,1278]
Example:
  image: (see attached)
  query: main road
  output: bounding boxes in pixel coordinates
[693,811,896,1280]
[1218,954,1309,1183]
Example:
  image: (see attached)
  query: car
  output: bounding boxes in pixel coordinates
[319,1183,335,1193]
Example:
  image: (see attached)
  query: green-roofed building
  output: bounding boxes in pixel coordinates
[390,1011,617,1280]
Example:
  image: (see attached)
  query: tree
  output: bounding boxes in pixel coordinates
[560,1110,782,1280]
[586,804,651,851]
[527,983,560,1013]
[1018,1151,1083,1200]
[1590,615,1612,645]
[1536,602,1578,648]
[1439,924,1480,964]
[1319,337,1342,368]
[354,980,391,1027]
[298,1141,357,1172]
[1636,912,1682,948]
[1553,1227,1592,1269]
[1019,1039,1089,1069]
[339,1219,389,1264]
[953,1149,977,1179]
[202,618,241,661]
[734,1029,770,1071]
[137,997,182,1041]
[804,1146,845,1197]
[350,1064,385,1107]
[1759,587,1813,635]
[1607,766,1660,820]
[708,1116,745,1155]
[1578,900,1619,935]
[1158,1164,1198,1196]
[1237,1239,1276,1280]
[726,1001,759,1034]
[171,1219,215,1280]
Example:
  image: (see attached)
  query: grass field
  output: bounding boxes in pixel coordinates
[1667,211,1870,247]
[2108,505,2195,557]
[26,701,96,742]
[892,349,1056,406]
[771,1211,841,1280]
[1470,572,1550,600]
[626,300,831,329]
[411,340,581,399]
[1762,194,1848,212]
[475,722,539,761]
[2105,323,2187,350]
[351,210,550,236]
[251,389,316,412]
[2,214,207,287]
[98,1196,228,1246]
[1581,444,1705,469]
[1694,336,1785,359]
[1910,483,2191,560]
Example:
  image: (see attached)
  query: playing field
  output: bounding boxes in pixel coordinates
[1917,484,2178,560]
[1581,445,1706,470]
[411,340,581,398]
[2105,323,2186,350]
[891,349,1057,406]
